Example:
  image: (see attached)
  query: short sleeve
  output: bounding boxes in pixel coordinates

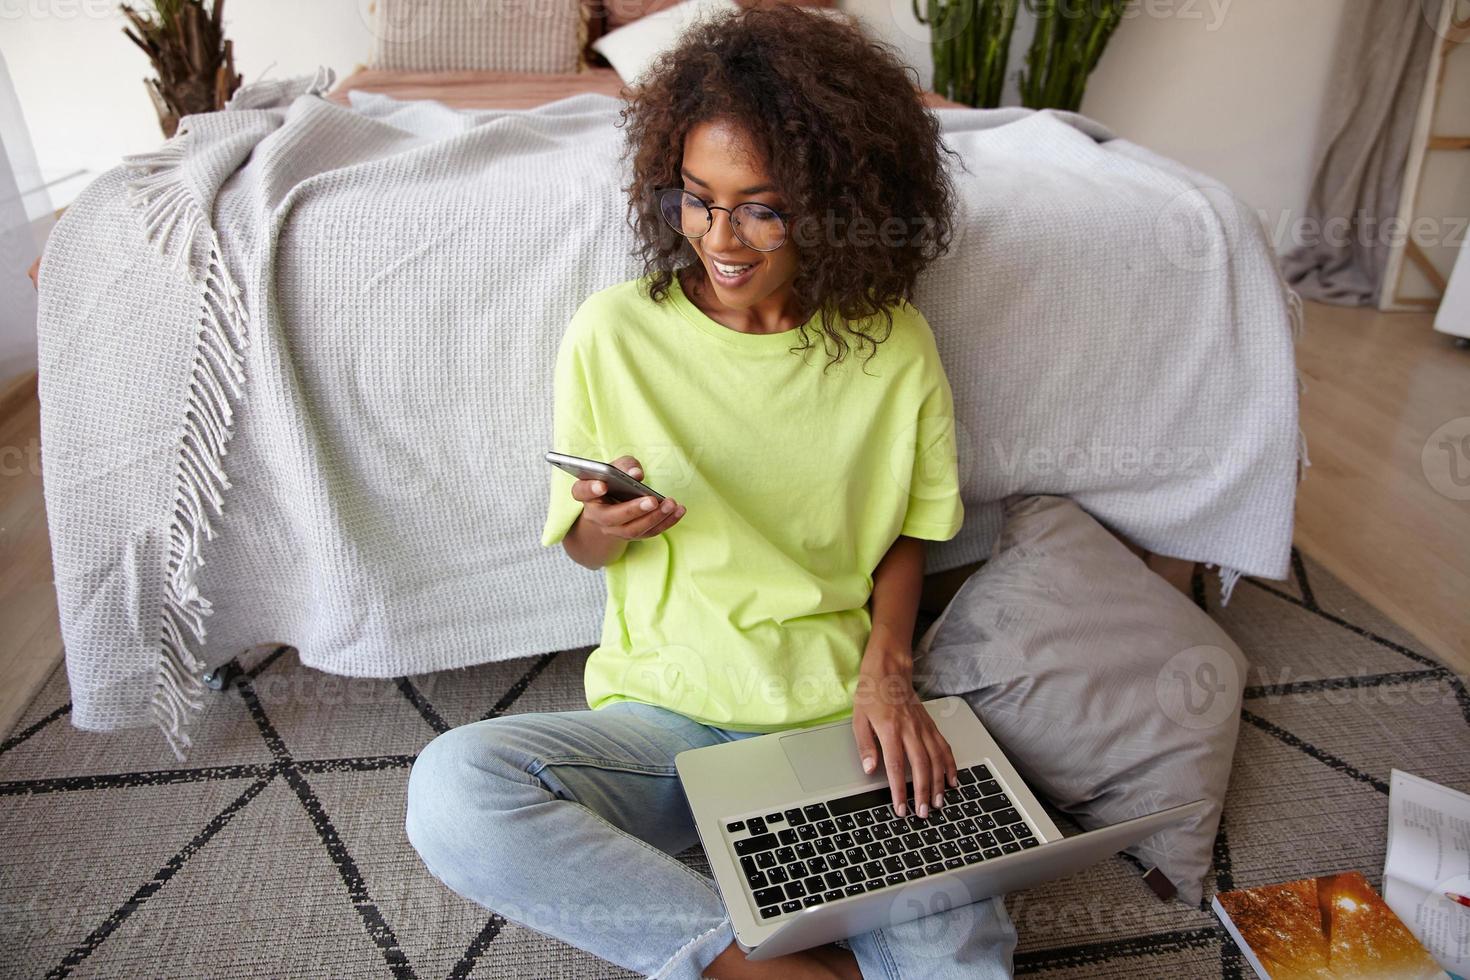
[897,327,964,542]
[540,327,603,548]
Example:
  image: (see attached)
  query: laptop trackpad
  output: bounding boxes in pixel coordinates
[779,724,870,794]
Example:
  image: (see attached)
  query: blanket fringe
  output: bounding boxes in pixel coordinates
[1217,566,1242,605]
[1203,563,1244,605]
[123,130,250,760]
[1285,285,1304,342]
[1283,283,1312,484]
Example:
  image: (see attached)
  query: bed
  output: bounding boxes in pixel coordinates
[34,0,1301,760]
[324,66,966,112]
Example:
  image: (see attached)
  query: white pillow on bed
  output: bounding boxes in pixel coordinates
[592,0,741,85]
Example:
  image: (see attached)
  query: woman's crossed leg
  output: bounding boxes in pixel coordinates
[404,699,1015,979]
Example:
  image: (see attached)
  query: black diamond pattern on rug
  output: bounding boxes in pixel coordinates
[2,549,1466,979]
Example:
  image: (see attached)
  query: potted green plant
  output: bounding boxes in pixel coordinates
[918,0,1126,111]
[1019,0,1126,111]
[916,0,1021,109]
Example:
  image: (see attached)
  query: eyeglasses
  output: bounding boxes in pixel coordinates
[655,188,790,252]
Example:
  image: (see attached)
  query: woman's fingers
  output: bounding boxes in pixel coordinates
[918,725,956,812]
[872,711,955,818]
[852,713,881,777]
[570,455,644,504]
[637,501,687,538]
[906,729,933,818]
[592,496,685,539]
[610,455,643,479]
[570,478,606,503]
[876,724,911,816]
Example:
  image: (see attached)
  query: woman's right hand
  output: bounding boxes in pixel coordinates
[571,455,686,540]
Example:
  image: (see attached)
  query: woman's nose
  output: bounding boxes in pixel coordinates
[704,207,740,253]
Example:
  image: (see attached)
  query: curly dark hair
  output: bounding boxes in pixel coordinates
[618,4,957,368]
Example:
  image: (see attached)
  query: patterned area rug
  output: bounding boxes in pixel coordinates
[3,550,1467,979]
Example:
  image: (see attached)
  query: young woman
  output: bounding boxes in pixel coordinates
[406,7,1015,978]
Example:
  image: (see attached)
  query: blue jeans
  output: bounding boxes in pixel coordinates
[405,699,1017,979]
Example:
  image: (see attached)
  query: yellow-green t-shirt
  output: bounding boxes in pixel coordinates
[541,273,963,732]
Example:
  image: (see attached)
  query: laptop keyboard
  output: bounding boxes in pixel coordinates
[723,764,1041,921]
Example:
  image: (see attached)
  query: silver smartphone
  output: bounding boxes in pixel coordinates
[545,451,665,503]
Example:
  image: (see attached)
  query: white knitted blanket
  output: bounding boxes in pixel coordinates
[36,71,1303,756]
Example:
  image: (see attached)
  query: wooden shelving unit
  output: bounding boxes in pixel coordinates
[1381,0,1470,312]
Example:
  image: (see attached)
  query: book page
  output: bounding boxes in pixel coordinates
[1385,770,1470,976]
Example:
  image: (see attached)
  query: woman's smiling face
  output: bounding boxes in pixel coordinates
[679,119,799,318]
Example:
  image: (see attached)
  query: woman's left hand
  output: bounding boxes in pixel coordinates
[851,647,959,819]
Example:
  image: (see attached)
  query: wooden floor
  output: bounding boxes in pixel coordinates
[0,300,1466,737]
[1294,303,1470,672]
[0,381,64,739]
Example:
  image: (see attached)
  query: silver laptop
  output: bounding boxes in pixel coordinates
[675,695,1207,960]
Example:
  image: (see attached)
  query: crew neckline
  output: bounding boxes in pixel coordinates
[669,269,813,351]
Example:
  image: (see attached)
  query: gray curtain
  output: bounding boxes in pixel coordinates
[1282,0,1444,306]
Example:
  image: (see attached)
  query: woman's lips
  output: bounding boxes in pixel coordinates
[708,257,758,288]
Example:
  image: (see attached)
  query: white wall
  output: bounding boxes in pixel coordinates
[3,1,1345,227]
[0,0,378,205]
[1079,0,1348,245]
[5,1,1345,222]
[843,0,1347,240]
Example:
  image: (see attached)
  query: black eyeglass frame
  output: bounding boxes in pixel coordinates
[653,187,792,253]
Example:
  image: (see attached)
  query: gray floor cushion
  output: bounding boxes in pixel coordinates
[914,494,1248,906]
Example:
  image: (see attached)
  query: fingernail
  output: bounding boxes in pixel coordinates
[934,792,943,808]
[592,482,604,493]
[895,803,906,816]
[661,499,674,512]
[918,803,929,818]
[630,466,642,476]
[640,498,655,511]
[862,756,875,773]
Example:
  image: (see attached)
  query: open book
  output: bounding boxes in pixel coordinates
[1212,870,1448,979]
[1384,770,1470,978]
